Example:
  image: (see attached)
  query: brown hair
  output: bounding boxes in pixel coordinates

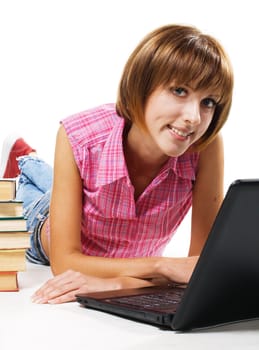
[116,24,234,150]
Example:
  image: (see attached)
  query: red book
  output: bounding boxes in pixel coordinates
[0,271,19,291]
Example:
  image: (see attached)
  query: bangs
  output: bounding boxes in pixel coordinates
[154,35,232,104]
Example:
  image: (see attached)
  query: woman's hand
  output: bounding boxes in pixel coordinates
[156,256,199,284]
[31,270,155,304]
[31,256,199,304]
[31,270,120,304]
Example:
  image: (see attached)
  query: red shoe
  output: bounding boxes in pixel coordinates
[0,134,36,178]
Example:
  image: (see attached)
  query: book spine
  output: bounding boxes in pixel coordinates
[0,271,19,292]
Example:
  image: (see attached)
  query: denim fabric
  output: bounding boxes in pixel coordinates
[16,156,53,265]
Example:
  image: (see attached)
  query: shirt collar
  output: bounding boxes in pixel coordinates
[166,152,199,181]
[96,117,128,186]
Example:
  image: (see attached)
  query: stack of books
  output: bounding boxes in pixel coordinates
[0,178,30,291]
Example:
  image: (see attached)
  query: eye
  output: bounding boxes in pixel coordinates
[171,87,187,97]
[202,98,217,109]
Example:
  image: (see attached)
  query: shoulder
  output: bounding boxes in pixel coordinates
[61,103,122,147]
[198,134,224,166]
[193,134,224,188]
[174,134,223,181]
[59,104,125,177]
[172,150,200,181]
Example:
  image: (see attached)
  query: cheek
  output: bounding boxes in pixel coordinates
[202,115,214,131]
[196,118,213,139]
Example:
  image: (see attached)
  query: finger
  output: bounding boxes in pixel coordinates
[47,290,78,304]
[32,273,87,303]
[32,270,77,298]
[32,271,68,296]
[46,279,113,304]
[33,280,84,304]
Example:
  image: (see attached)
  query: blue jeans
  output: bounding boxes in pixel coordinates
[16,156,53,265]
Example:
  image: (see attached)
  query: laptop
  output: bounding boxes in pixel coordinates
[76,179,259,331]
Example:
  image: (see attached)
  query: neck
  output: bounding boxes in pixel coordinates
[124,126,171,199]
[123,125,168,179]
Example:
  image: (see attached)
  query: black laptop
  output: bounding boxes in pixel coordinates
[76,179,259,331]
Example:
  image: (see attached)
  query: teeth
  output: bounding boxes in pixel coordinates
[171,126,191,137]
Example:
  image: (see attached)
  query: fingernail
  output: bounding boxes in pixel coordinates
[47,299,56,304]
[31,297,45,304]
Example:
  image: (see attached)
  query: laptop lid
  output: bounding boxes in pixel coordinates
[76,179,259,331]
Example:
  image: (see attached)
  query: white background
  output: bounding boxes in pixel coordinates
[1,0,258,255]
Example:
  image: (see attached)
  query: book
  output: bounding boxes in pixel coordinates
[0,216,27,232]
[0,178,16,200]
[0,271,19,291]
[0,248,27,271]
[0,200,23,217]
[0,231,30,249]
[0,180,28,292]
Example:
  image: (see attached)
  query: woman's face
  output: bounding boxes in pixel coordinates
[143,83,219,157]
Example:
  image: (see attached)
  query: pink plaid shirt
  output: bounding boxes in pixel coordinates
[61,104,199,258]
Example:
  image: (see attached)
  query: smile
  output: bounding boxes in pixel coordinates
[167,125,193,138]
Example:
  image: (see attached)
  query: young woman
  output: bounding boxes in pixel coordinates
[0,24,234,304]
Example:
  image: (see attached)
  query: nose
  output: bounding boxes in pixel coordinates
[183,99,201,125]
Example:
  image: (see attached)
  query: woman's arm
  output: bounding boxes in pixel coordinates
[188,134,224,256]
[49,125,164,279]
[32,126,202,304]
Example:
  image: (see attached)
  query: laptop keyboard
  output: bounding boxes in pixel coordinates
[110,287,185,310]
